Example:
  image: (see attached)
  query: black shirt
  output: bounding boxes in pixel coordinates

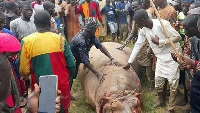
[70,31,102,65]
[5,14,19,30]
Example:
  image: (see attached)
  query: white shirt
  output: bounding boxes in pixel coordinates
[128,19,181,78]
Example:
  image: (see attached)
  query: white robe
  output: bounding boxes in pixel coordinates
[128,19,181,80]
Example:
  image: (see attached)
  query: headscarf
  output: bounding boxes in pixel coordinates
[0,33,20,53]
[83,17,99,32]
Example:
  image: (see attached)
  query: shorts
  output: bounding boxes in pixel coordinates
[108,21,118,34]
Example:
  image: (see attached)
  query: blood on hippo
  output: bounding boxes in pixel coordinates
[78,42,142,113]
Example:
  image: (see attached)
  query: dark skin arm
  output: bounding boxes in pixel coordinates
[100,45,121,66]
[84,63,105,83]
[100,45,113,60]
[171,53,195,70]
[59,9,65,27]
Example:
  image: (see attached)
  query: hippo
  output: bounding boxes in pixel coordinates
[78,42,142,113]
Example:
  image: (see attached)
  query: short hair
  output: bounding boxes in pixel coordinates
[133,9,149,21]
[34,10,51,27]
[182,14,199,28]
[43,1,54,10]
[0,11,5,19]
[20,1,31,10]
[5,1,17,10]
[132,0,142,5]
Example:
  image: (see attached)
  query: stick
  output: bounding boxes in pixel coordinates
[149,0,181,60]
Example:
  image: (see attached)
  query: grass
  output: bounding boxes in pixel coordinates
[69,79,95,113]
[69,78,157,113]
[69,38,188,113]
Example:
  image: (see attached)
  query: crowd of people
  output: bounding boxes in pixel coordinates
[0,0,200,112]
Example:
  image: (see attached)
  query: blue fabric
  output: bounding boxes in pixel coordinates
[101,5,117,23]
[116,1,127,24]
[182,0,195,2]
[70,31,102,65]
[2,28,14,36]
[55,17,61,28]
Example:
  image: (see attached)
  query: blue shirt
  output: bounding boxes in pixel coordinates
[70,31,102,65]
[101,5,117,23]
[116,1,127,24]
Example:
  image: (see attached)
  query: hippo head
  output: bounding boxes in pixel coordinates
[99,90,141,113]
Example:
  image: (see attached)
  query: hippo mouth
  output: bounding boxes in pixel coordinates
[99,90,141,113]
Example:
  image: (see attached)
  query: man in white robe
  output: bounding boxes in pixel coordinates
[123,9,181,113]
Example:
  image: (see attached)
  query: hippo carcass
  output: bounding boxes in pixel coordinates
[78,42,141,113]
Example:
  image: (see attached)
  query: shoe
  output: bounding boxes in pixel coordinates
[70,95,76,101]
[154,92,166,108]
[176,99,188,106]
[166,110,175,113]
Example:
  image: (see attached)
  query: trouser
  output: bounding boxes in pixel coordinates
[155,76,179,110]
[120,36,135,49]
[119,24,128,41]
[132,59,154,82]
[69,60,80,90]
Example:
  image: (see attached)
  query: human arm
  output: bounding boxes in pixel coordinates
[117,21,138,50]
[19,40,31,80]
[171,53,196,70]
[84,63,105,82]
[64,39,76,78]
[92,37,120,66]
[123,29,146,69]
[152,21,181,46]
[10,21,18,39]
[59,8,65,26]
[127,20,138,39]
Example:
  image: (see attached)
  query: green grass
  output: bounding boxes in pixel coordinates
[69,79,95,113]
[69,78,157,113]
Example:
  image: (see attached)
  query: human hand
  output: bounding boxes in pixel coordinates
[95,72,105,83]
[123,63,131,70]
[27,84,61,113]
[111,58,121,66]
[174,21,181,30]
[151,35,159,45]
[171,53,194,70]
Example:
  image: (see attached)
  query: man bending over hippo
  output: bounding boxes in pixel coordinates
[70,17,120,88]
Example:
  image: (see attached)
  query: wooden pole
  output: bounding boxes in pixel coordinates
[149,0,181,60]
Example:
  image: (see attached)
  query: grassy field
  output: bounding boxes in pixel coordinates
[69,38,188,113]
[69,77,189,113]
